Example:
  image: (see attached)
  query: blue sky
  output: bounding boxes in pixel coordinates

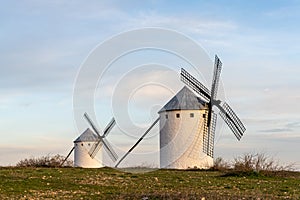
[0,0,299,169]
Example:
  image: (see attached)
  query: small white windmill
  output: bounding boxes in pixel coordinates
[62,112,118,168]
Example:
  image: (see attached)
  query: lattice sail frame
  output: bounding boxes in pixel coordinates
[181,55,246,158]
[84,113,118,162]
[181,68,211,102]
[211,55,222,101]
[203,112,217,157]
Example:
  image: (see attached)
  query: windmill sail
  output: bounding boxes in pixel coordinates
[181,55,246,152]
[84,113,102,137]
[210,55,222,101]
[89,140,103,158]
[219,111,241,140]
[221,102,246,134]
[207,55,222,129]
[202,110,209,155]
[203,112,217,157]
[208,112,217,157]
[181,68,211,102]
[103,118,116,137]
[84,112,118,162]
[102,138,118,161]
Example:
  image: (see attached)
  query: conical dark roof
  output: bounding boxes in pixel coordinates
[159,86,207,113]
[74,128,98,143]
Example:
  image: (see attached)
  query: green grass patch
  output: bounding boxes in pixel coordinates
[0,167,299,199]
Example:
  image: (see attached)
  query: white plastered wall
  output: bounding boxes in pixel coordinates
[159,109,213,169]
[74,142,103,168]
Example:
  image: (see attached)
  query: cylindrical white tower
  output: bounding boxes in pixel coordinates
[74,128,103,168]
[159,86,213,169]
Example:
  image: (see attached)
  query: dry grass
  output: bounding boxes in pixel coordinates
[212,153,296,178]
[16,154,73,168]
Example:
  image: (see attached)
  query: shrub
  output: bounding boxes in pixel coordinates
[233,153,256,172]
[212,157,230,171]
[16,154,73,167]
[211,153,295,177]
[230,153,295,177]
[233,153,281,172]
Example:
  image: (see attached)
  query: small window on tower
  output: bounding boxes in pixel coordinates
[190,113,194,118]
[165,114,168,119]
[176,113,180,118]
[81,143,83,146]
[203,114,206,118]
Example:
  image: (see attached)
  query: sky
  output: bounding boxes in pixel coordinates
[0,0,299,169]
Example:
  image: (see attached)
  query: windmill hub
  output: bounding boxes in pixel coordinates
[212,99,222,105]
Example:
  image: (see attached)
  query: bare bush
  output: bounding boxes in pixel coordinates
[233,153,256,172]
[16,154,73,167]
[233,153,295,173]
[212,157,230,171]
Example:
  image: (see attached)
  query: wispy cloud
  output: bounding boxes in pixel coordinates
[259,128,293,133]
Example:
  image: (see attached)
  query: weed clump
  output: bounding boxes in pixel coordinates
[211,157,231,171]
[214,153,295,177]
[16,154,73,167]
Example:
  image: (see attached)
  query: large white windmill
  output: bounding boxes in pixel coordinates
[158,86,212,169]
[62,113,118,168]
[115,55,246,169]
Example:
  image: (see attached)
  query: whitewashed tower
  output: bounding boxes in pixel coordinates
[74,128,103,168]
[159,86,213,169]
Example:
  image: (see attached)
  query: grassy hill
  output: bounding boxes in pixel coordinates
[0,167,299,199]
